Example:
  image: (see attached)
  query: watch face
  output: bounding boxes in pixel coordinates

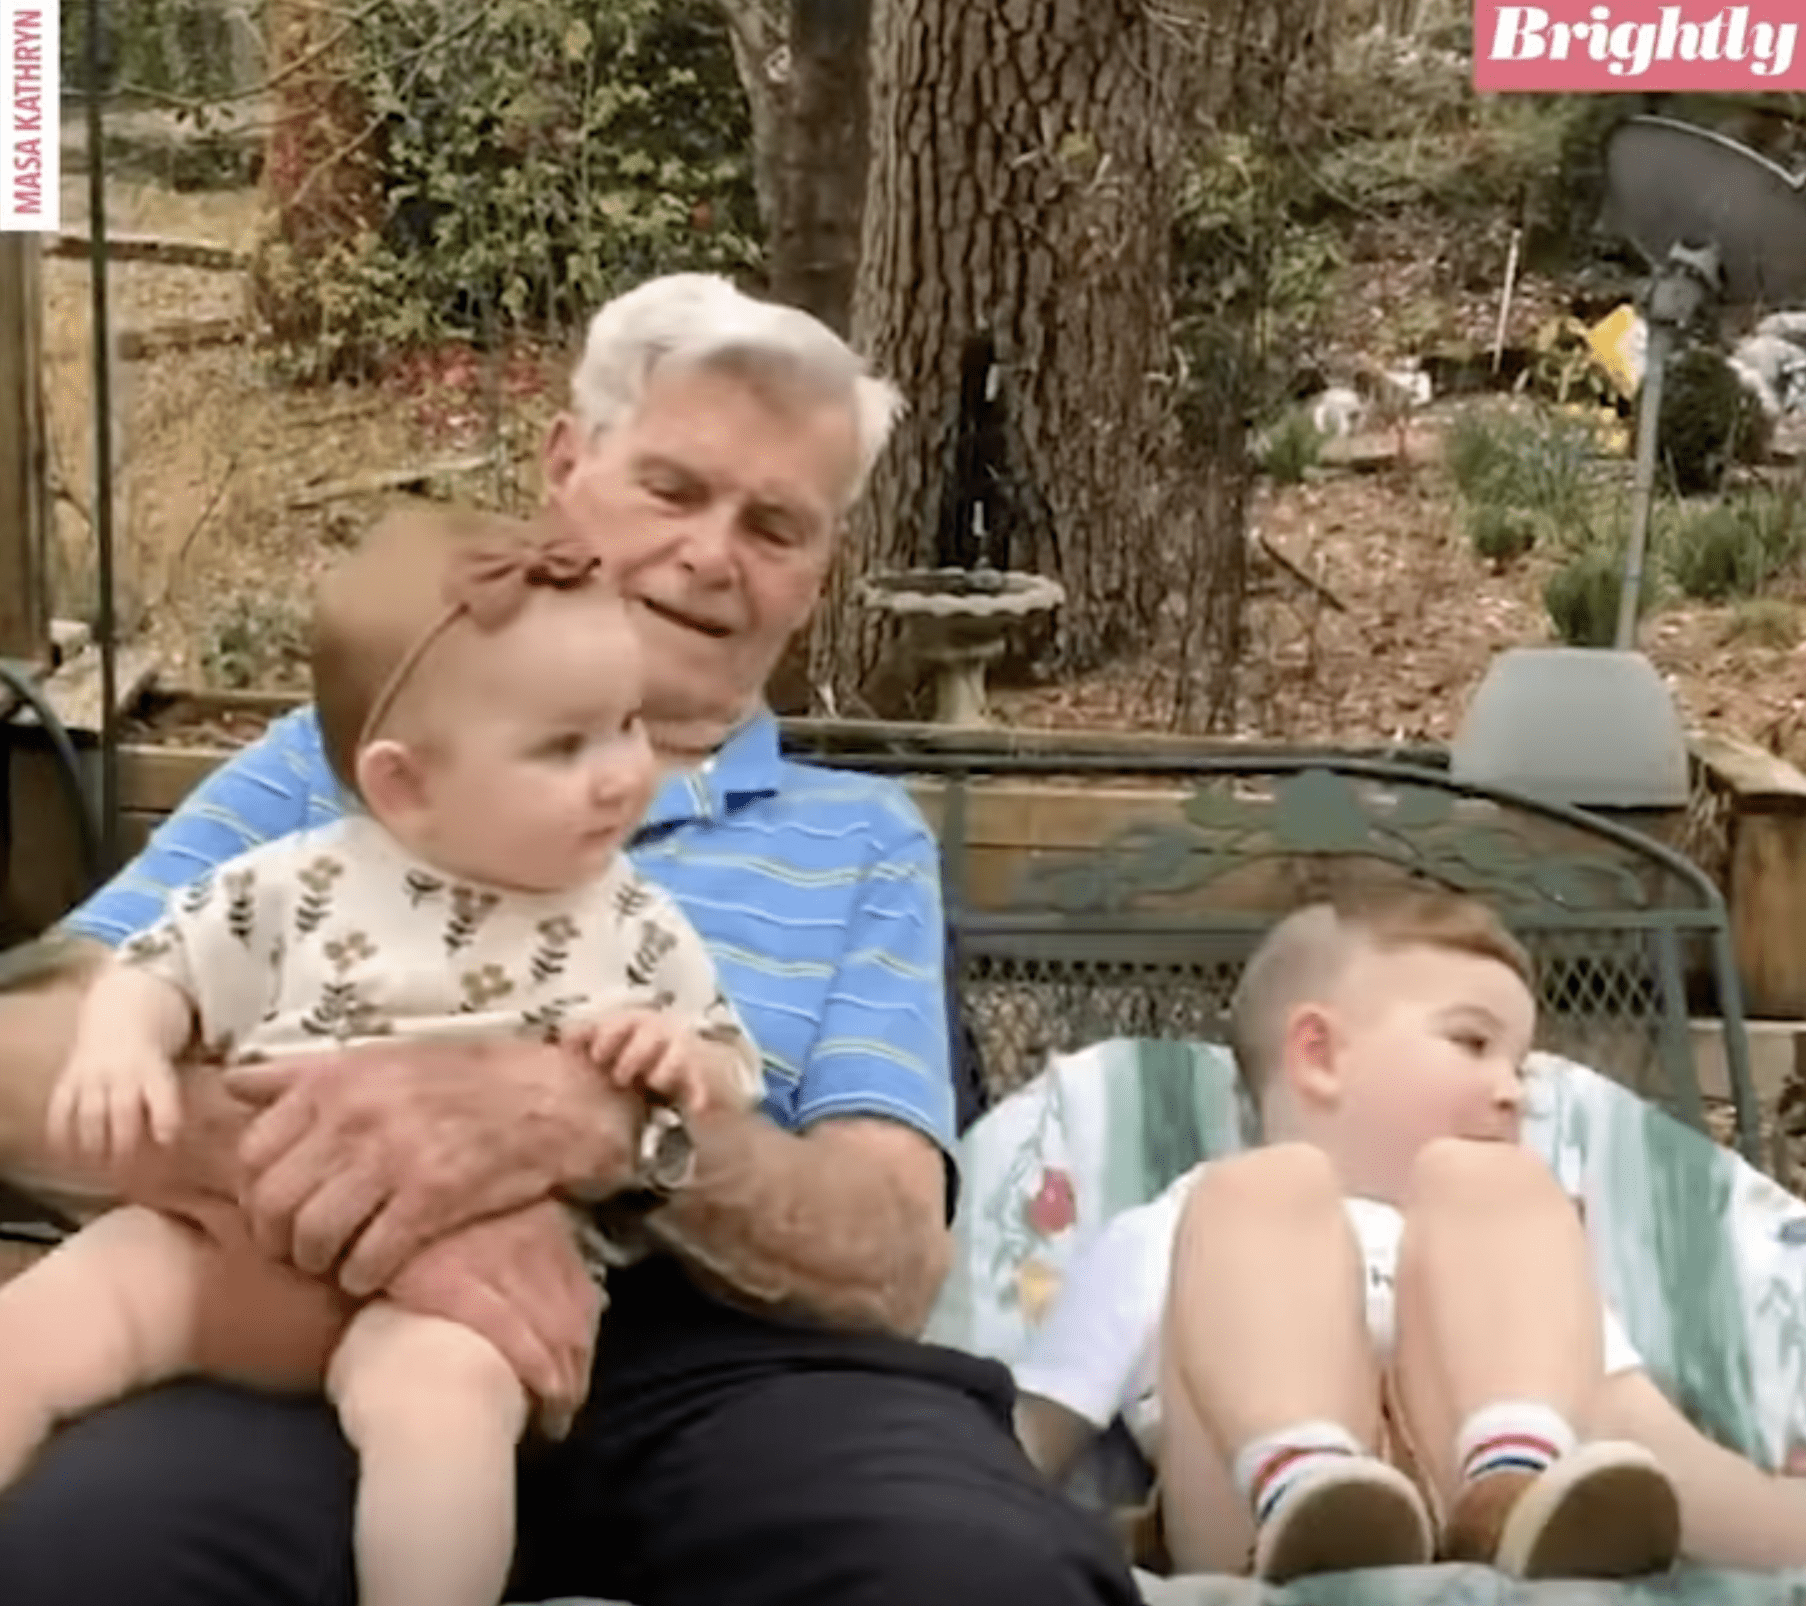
[639,1103,696,1194]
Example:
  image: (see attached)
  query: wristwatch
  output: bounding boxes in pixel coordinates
[633,1098,696,1199]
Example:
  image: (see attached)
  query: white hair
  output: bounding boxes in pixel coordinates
[569,274,902,505]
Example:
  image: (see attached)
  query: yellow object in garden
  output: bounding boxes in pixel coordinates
[1587,305,1648,399]
[1557,401,1632,457]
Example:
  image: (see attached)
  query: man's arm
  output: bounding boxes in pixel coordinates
[1015,1394,1097,1484]
[59,707,331,947]
[230,1035,647,1289]
[647,1110,950,1335]
[644,799,957,1335]
[232,1035,953,1335]
[1592,1368,1806,1567]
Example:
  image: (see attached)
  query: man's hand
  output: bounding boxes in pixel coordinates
[385,1199,602,1438]
[226,1035,642,1295]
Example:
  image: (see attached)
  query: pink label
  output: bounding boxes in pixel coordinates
[2,3,57,230]
[1474,4,1804,90]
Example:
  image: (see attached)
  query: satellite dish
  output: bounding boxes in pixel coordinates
[1604,116,1806,310]
[1599,116,1806,646]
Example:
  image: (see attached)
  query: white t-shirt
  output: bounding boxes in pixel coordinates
[1012,1160,1643,1463]
[1013,1169,1200,1460]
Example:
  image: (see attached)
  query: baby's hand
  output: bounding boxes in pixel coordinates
[568,1009,713,1116]
[47,1041,183,1162]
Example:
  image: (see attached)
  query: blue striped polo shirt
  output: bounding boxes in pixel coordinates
[64,707,955,1154]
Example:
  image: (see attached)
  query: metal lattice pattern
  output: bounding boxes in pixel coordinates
[960,934,1702,1122]
[824,747,1761,1158]
[963,953,1242,1097]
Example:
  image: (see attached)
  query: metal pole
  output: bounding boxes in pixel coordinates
[0,238,47,663]
[1491,226,1521,375]
[85,0,118,872]
[1614,318,1671,651]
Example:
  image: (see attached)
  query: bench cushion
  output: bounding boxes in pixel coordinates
[927,1038,1806,1475]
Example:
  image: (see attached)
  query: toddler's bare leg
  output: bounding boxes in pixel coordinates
[1393,1138,1677,1575]
[0,1204,209,1484]
[1160,1146,1426,1577]
[1392,1138,1601,1502]
[328,1299,530,1606]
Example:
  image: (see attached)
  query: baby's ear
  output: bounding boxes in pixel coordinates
[1281,1002,1342,1108]
[354,739,428,827]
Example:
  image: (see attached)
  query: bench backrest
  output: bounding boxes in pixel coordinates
[784,731,1763,1170]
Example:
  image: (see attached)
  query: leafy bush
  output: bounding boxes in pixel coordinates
[259,0,759,374]
[1173,136,1343,351]
[201,590,311,690]
[1467,502,1539,566]
[1545,542,1633,646]
[1445,405,1595,527]
[1258,409,1325,484]
[1666,490,1805,602]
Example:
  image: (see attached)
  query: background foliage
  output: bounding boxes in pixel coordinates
[258,0,761,373]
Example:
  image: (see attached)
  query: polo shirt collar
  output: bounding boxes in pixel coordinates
[637,706,784,831]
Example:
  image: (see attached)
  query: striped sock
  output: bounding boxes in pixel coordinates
[1232,1421,1365,1529]
[1454,1401,1577,1484]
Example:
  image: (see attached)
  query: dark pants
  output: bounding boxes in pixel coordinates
[0,1257,1138,1606]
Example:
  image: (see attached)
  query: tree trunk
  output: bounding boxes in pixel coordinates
[767,0,871,336]
[263,0,382,258]
[717,0,871,333]
[746,0,873,711]
[252,0,384,355]
[816,0,1182,705]
[716,0,788,244]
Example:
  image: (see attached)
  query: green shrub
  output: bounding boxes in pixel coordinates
[1721,599,1801,649]
[1467,503,1540,566]
[1667,502,1766,601]
[1259,409,1325,484]
[1444,406,1594,527]
[1666,490,1805,602]
[1653,348,1771,496]
[1544,543,1632,646]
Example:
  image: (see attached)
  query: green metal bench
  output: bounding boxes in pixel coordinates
[0,733,1769,1255]
[0,731,1783,1605]
[784,731,1762,1170]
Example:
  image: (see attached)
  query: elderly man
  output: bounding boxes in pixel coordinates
[0,277,1137,1606]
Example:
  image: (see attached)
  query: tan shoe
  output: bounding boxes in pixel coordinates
[1441,1441,1681,1578]
[1253,1455,1434,1583]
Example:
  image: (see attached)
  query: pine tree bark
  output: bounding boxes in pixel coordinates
[815,0,1181,703]
[716,0,787,242]
[263,0,382,259]
[767,0,871,336]
[252,0,383,354]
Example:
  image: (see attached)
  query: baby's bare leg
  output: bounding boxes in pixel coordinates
[328,1299,530,1606]
[1160,1146,1422,1577]
[0,1204,210,1485]
[1392,1139,1602,1505]
[1393,1139,1677,1576]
